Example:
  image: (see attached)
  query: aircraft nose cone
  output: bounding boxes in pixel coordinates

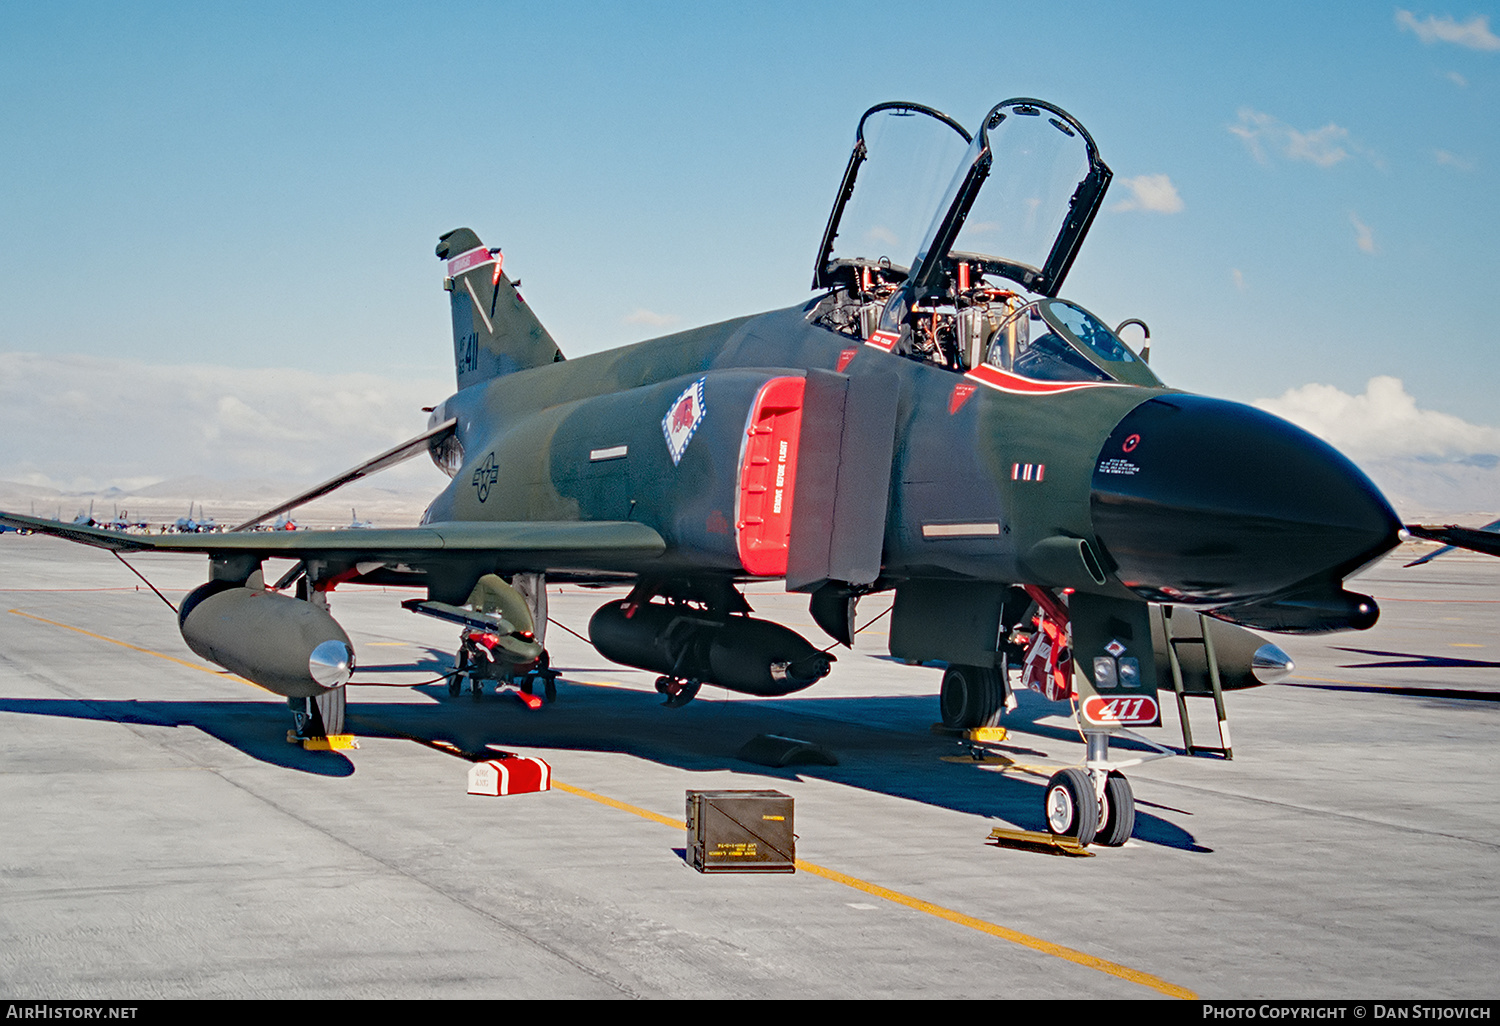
[1090,394,1401,606]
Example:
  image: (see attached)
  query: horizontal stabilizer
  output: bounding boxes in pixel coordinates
[1405,519,1500,565]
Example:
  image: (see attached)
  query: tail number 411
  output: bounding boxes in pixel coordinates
[1081,694,1159,726]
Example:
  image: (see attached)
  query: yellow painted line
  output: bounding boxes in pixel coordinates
[552,780,687,830]
[8,608,271,693]
[551,779,1196,998]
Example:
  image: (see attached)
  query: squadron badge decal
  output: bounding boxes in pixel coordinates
[663,378,707,466]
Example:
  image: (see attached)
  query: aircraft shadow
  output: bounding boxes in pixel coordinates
[0,696,355,775]
[1331,646,1500,670]
[374,677,1204,852]
[354,644,455,676]
[0,678,1204,851]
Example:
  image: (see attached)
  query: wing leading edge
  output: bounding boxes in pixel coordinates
[0,512,665,585]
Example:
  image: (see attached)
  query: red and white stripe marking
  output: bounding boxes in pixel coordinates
[965,364,1122,396]
[446,246,497,277]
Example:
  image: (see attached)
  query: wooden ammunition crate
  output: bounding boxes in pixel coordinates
[686,790,795,873]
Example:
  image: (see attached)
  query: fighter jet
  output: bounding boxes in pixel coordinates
[0,98,1401,846]
[172,503,216,534]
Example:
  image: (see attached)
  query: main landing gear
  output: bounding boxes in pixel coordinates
[288,687,347,742]
[940,663,1010,729]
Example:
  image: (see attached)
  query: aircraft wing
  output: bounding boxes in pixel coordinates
[0,511,665,591]
[1404,520,1500,565]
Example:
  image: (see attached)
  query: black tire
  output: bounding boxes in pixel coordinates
[308,686,346,737]
[1044,768,1098,845]
[1096,771,1135,847]
[939,665,1004,728]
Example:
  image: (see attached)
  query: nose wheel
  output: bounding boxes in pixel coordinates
[1096,771,1135,847]
[1044,768,1099,845]
[1042,731,1151,848]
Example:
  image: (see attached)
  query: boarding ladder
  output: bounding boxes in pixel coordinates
[1160,606,1232,759]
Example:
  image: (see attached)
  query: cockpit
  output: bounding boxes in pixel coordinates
[809,98,1160,389]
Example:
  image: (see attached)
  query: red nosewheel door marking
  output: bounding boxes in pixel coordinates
[1081,694,1159,726]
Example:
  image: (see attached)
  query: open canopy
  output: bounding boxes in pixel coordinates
[816,98,1111,300]
[909,98,1112,299]
[813,102,973,290]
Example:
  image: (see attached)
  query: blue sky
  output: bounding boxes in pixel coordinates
[2,2,1498,512]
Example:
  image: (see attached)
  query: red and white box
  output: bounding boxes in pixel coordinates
[467,755,551,796]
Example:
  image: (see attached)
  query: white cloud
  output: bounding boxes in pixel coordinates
[1111,174,1185,214]
[1445,69,1469,86]
[623,308,678,328]
[1435,148,1475,170]
[1231,268,1247,292]
[0,352,451,493]
[1349,212,1378,254]
[1255,376,1500,518]
[1228,108,1376,168]
[1396,10,1500,50]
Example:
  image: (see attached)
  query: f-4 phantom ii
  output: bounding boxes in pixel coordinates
[1,98,1402,846]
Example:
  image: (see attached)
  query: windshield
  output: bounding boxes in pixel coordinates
[986,299,1158,385]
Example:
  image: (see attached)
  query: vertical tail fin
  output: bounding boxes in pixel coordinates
[436,227,563,390]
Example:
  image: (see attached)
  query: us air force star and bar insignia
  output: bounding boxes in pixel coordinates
[662,378,707,466]
[472,452,499,502]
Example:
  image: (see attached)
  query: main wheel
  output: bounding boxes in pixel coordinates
[940,665,1003,728]
[1044,768,1098,845]
[1095,771,1135,847]
[307,686,346,737]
